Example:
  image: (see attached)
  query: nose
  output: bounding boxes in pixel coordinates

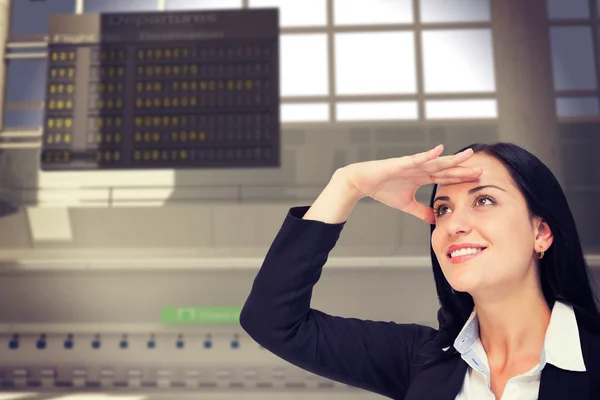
[444,207,473,236]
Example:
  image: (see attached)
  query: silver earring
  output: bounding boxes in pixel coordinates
[537,249,545,259]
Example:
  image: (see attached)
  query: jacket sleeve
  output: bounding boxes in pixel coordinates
[240,205,437,399]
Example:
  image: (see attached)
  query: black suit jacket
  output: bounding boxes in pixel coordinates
[406,310,600,399]
[240,206,600,399]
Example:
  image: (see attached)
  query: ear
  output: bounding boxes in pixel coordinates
[533,217,553,253]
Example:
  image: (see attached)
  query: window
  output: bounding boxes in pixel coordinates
[337,102,418,121]
[5,59,48,103]
[282,103,329,122]
[250,0,327,27]
[425,100,497,119]
[547,0,590,19]
[422,29,496,93]
[556,97,600,118]
[547,0,600,120]
[3,109,45,129]
[335,32,416,95]
[420,0,491,23]
[331,0,494,121]
[166,0,242,10]
[550,27,597,91]
[281,34,329,96]
[84,0,158,13]
[2,58,48,129]
[4,0,498,132]
[9,0,76,38]
[333,0,413,25]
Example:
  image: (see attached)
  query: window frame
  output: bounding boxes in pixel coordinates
[3,0,498,135]
[548,0,600,122]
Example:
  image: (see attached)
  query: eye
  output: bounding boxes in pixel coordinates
[475,195,495,207]
[433,204,450,217]
[433,194,496,218]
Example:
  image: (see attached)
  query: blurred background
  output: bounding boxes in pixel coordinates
[0,0,598,399]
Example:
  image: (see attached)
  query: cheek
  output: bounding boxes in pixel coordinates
[501,220,535,259]
[489,211,531,246]
[480,214,536,279]
[430,228,444,259]
[431,229,454,278]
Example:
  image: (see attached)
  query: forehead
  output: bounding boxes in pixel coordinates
[437,153,514,192]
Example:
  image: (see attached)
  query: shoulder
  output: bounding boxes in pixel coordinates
[372,321,442,362]
[573,310,600,396]
[579,319,600,347]
[403,322,439,350]
[401,318,459,371]
[573,306,600,359]
[370,320,439,355]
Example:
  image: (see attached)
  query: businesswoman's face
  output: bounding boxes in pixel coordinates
[430,153,553,302]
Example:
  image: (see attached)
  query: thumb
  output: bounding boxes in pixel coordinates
[404,200,436,224]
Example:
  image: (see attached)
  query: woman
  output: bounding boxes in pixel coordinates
[240,143,600,399]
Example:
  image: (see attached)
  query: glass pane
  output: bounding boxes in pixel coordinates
[250,0,326,27]
[5,59,48,103]
[337,102,418,121]
[6,48,44,55]
[425,99,497,119]
[422,29,495,93]
[550,27,597,90]
[282,103,329,122]
[556,97,600,117]
[3,109,45,129]
[334,0,413,25]
[84,0,158,12]
[166,0,242,10]
[9,0,76,37]
[281,34,329,97]
[335,32,416,95]
[420,0,490,23]
[547,0,590,19]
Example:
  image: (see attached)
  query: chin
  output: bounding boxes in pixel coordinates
[444,271,483,294]
[448,282,477,294]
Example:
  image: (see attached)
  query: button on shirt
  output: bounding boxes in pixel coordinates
[451,301,586,399]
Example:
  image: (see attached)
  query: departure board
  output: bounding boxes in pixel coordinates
[41,9,279,171]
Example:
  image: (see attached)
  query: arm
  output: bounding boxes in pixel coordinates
[240,172,436,399]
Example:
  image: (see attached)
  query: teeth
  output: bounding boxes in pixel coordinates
[450,248,484,258]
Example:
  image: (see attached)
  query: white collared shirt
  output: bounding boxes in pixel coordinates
[451,301,586,399]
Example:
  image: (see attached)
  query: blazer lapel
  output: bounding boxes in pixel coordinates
[406,352,468,399]
[406,310,470,399]
[538,317,591,400]
[538,364,589,399]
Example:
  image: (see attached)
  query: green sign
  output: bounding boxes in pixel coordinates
[161,307,242,324]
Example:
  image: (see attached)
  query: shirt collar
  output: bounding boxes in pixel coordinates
[544,301,586,371]
[446,301,586,372]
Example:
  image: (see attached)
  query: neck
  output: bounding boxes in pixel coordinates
[473,275,551,368]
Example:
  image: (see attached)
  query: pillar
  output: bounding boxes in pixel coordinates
[0,0,10,130]
[491,0,564,185]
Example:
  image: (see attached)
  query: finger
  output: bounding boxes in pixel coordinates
[379,145,445,181]
[403,200,436,224]
[430,166,483,179]
[431,176,480,186]
[422,148,474,173]
[421,148,475,173]
[403,144,445,169]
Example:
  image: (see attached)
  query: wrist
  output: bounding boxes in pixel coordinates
[329,169,364,204]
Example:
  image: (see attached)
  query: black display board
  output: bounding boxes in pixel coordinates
[42,9,279,171]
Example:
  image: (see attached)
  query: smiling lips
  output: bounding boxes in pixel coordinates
[446,244,487,264]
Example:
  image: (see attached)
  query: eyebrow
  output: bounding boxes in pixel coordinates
[433,185,507,204]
